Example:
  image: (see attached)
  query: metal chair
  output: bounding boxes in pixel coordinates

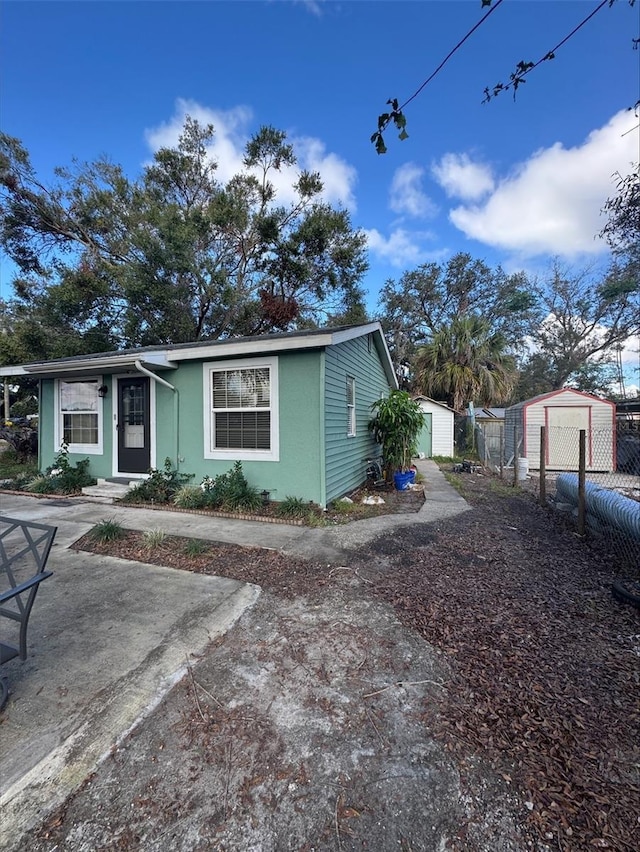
[0,516,56,711]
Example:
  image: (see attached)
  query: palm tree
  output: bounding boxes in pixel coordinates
[414,316,516,411]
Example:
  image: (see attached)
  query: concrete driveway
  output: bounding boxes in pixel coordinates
[0,459,468,849]
[0,495,260,848]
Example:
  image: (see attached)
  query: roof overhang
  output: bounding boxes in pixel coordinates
[0,323,398,388]
[0,352,177,379]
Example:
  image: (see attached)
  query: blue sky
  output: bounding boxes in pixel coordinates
[1,0,639,381]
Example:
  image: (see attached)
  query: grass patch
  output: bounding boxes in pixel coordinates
[489,479,519,497]
[89,519,126,543]
[443,472,467,497]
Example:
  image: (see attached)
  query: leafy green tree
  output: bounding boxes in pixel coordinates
[600,164,639,272]
[414,316,517,411]
[377,252,539,375]
[0,119,368,356]
[519,260,639,395]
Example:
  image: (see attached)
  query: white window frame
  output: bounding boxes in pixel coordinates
[55,377,103,455]
[203,356,279,462]
[347,376,356,437]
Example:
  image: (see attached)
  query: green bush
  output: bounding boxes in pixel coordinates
[21,444,95,495]
[183,538,208,557]
[143,528,166,548]
[200,462,263,512]
[123,458,194,504]
[89,519,125,543]
[276,495,309,518]
[173,485,208,509]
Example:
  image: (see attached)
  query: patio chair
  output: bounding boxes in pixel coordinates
[0,516,56,711]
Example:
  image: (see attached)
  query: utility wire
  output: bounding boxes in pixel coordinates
[397,0,505,114]
[484,0,612,100]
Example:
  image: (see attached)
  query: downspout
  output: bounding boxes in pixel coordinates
[134,360,180,470]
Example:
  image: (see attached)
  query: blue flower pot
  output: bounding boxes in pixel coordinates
[393,471,413,491]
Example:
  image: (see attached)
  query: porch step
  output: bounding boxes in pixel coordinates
[81,479,136,501]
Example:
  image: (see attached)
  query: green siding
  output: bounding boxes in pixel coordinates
[324,335,390,503]
[163,351,325,504]
[39,377,114,479]
[36,333,392,507]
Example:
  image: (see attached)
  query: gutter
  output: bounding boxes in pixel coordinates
[134,360,180,470]
[134,360,176,392]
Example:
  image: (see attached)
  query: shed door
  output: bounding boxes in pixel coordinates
[546,406,589,468]
[417,412,433,457]
[117,377,151,474]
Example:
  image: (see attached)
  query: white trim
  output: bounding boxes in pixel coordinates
[172,323,383,362]
[54,377,104,455]
[347,376,356,437]
[112,375,156,477]
[203,356,279,462]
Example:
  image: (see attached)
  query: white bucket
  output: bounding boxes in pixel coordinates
[516,457,529,482]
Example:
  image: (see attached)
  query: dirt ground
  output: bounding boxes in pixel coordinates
[18,470,640,851]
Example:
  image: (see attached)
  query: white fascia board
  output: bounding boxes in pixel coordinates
[11,351,177,377]
[0,365,29,376]
[169,323,386,363]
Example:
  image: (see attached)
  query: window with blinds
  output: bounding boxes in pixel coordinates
[211,367,271,451]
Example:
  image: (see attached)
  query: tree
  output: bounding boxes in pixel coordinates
[413,316,516,411]
[600,163,640,271]
[519,260,639,394]
[376,252,539,378]
[0,119,368,358]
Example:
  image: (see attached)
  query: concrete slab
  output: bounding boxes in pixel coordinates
[0,544,260,847]
[0,458,469,848]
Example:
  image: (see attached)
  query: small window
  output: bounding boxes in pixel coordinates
[204,357,279,461]
[56,378,102,453]
[347,376,356,437]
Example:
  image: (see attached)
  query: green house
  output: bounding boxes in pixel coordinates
[1,323,397,507]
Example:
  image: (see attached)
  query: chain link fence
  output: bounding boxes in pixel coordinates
[474,420,640,571]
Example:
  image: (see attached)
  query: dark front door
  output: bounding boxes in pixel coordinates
[117,377,151,474]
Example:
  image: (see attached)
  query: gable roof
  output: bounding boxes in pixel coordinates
[506,387,614,412]
[413,395,458,414]
[0,322,398,389]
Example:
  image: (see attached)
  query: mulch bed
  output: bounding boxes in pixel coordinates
[355,472,640,851]
[74,468,640,850]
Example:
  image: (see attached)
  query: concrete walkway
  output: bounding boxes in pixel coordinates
[0,459,469,849]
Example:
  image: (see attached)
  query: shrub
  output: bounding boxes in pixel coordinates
[174,485,208,510]
[123,458,194,504]
[183,538,208,557]
[26,475,56,494]
[200,462,263,512]
[276,495,309,518]
[143,528,166,548]
[0,421,38,461]
[42,446,95,494]
[89,519,125,543]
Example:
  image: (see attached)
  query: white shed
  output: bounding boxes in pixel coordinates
[414,396,455,458]
[505,389,616,472]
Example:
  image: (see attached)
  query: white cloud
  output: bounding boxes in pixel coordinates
[448,110,638,257]
[145,98,357,211]
[389,163,437,218]
[431,153,494,201]
[364,228,444,268]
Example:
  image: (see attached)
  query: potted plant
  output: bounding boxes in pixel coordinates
[369,391,425,490]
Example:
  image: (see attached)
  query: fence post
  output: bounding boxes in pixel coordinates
[499,426,504,481]
[577,429,586,536]
[513,424,518,486]
[539,425,546,507]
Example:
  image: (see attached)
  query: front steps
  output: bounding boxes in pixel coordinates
[81,478,138,503]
